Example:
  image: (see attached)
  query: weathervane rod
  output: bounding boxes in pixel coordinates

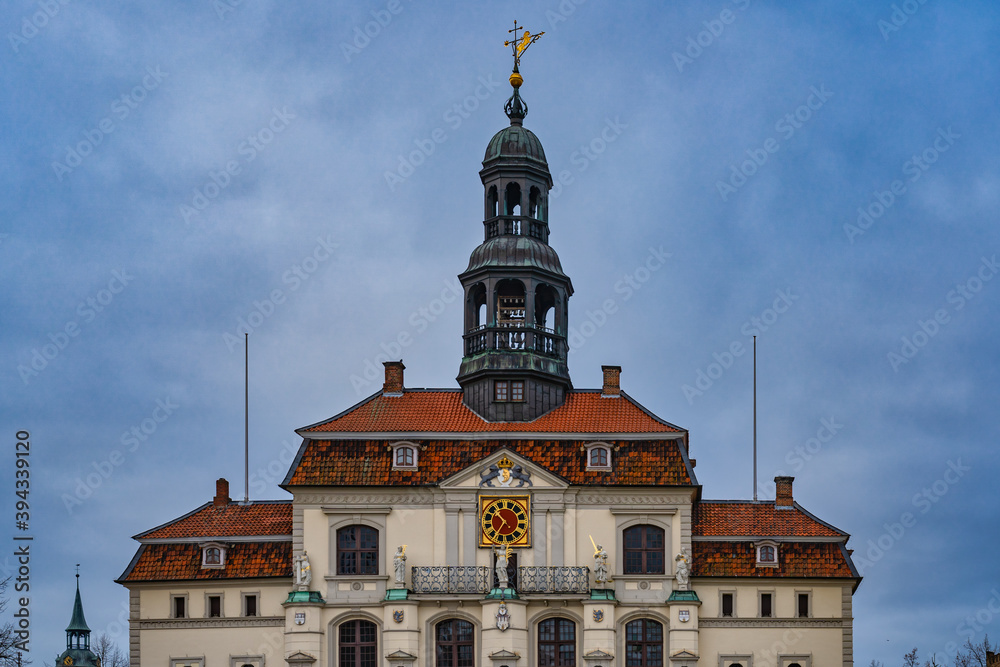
[244,332,249,504]
[753,335,758,502]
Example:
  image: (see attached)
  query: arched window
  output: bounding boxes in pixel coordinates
[487,185,499,218]
[339,620,377,667]
[528,186,541,219]
[204,547,221,564]
[538,618,576,667]
[623,525,664,574]
[759,545,775,562]
[395,446,414,467]
[624,619,662,667]
[337,526,378,575]
[436,619,474,667]
[505,182,522,216]
[589,447,609,468]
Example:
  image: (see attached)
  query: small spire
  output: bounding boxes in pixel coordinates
[67,569,90,634]
[502,21,544,127]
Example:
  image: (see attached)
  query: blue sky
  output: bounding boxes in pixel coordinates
[2,0,998,662]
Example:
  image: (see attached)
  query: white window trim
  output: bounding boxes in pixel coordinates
[390,441,420,470]
[758,589,775,618]
[170,593,189,619]
[230,655,265,667]
[755,539,779,568]
[242,591,261,617]
[719,655,753,667]
[200,541,226,569]
[205,591,224,618]
[779,655,812,667]
[794,590,812,618]
[171,658,204,667]
[719,590,736,618]
[584,442,613,470]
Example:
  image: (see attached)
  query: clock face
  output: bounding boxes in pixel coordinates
[480,497,530,546]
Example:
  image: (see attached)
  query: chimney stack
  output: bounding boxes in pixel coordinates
[775,476,794,508]
[214,478,231,507]
[601,365,622,397]
[383,360,405,396]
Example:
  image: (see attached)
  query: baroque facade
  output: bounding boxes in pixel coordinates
[118,59,861,667]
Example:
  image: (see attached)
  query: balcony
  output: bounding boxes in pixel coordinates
[463,324,565,359]
[410,566,590,595]
[484,215,549,243]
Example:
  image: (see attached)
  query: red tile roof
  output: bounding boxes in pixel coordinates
[118,542,291,582]
[693,501,845,538]
[136,501,292,540]
[300,390,683,434]
[284,439,695,487]
[691,541,857,578]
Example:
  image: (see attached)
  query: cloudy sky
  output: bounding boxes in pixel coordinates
[2,0,998,662]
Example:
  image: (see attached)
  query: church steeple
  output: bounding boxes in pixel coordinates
[57,571,100,667]
[457,29,573,422]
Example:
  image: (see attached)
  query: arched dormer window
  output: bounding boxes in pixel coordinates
[201,543,225,568]
[391,441,419,469]
[585,442,612,470]
[755,540,779,567]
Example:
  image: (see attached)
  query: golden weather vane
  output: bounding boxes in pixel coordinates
[504,20,545,70]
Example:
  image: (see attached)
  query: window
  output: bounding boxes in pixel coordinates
[337,525,379,575]
[339,620,377,667]
[207,594,222,618]
[721,592,734,617]
[201,544,225,568]
[760,592,773,618]
[797,592,810,618]
[495,381,509,401]
[243,593,258,617]
[538,618,575,667]
[511,381,524,402]
[392,443,417,469]
[759,545,775,562]
[756,541,778,566]
[624,619,662,667]
[171,660,204,667]
[623,525,665,574]
[171,595,187,619]
[587,444,611,469]
[436,619,474,667]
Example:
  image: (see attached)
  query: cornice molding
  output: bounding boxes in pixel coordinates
[136,617,283,629]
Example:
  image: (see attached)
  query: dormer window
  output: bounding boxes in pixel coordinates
[201,543,225,568]
[585,443,612,470]
[494,380,525,402]
[755,541,779,567]
[391,442,419,469]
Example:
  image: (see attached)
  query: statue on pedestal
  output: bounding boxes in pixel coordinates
[674,550,691,591]
[294,550,312,590]
[593,544,609,585]
[494,545,510,589]
[393,545,407,588]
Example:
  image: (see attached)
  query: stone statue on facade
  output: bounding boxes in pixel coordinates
[294,550,312,590]
[494,545,510,589]
[593,544,609,585]
[393,545,407,588]
[674,550,691,591]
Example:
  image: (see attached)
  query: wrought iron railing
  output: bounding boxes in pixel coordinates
[410,566,589,595]
[483,216,549,243]
[463,325,565,358]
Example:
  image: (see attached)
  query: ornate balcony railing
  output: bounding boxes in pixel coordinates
[410,566,589,595]
[463,325,565,359]
[484,216,549,243]
[518,566,590,594]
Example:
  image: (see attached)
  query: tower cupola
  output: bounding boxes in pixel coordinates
[457,26,573,421]
[57,572,100,667]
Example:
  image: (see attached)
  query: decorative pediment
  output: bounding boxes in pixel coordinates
[488,649,521,667]
[286,652,317,666]
[438,448,569,489]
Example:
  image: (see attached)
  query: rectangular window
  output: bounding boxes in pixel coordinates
[172,596,186,619]
[244,594,258,617]
[208,595,221,617]
[797,592,810,618]
[721,593,734,617]
[495,381,509,401]
[511,380,524,401]
[760,592,773,618]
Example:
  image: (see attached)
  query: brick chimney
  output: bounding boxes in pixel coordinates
[775,476,795,508]
[601,365,622,397]
[214,478,230,507]
[383,360,405,396]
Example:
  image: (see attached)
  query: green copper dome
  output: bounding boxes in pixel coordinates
[483,125,548,167]
[465,236,566,276]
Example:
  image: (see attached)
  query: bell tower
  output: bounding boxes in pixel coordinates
[458,29,573,421]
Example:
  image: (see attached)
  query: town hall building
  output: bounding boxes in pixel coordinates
[117,42,861,667]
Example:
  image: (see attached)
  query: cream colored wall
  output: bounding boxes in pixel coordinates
[140,624,287,666]
[133,580,289,619]
[697,581,843,619]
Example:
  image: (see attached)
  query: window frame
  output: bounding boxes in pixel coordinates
[795,591,811,618]
[391,442,419,470]
[339,619,379,667]
[537,617,576,667]
[758,590,774,618]
[201,542,226,569]
[585,442,612,470]
[755,540,779,568]
[242,591,259,617]
[717,656,753,667]
[205,592,224,618]
[171,594,188,619]
[622,525,666,575]
[495,380,509,402]
[171,659,204,667]
[719,591,736,618]
[337,525,380,576]
[435,618,475,667]
[623,618,664,667]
